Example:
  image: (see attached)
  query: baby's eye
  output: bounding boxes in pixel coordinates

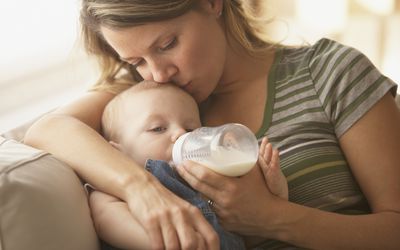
[150,127,166,133]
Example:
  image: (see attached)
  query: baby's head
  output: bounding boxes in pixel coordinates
[102,80,201,166]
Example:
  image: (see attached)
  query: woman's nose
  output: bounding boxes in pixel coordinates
[151,62,178,83]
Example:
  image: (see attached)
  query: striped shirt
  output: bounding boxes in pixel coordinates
[254,38,397,249]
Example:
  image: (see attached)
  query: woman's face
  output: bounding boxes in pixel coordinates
[100,3,226,103]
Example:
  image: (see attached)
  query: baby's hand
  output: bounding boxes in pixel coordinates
[258,137,288,200]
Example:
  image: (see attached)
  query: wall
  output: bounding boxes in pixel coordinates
[0,0,99,133]
[263,0,400,88]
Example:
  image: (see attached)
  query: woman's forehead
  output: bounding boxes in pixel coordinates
[100,13,191,58]
[101,26,167,58]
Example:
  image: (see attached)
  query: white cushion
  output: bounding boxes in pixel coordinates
[0,138,99,250]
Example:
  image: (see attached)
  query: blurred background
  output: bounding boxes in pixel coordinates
[0,0,399,133]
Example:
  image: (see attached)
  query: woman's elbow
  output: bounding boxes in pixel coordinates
[24,114,76,148]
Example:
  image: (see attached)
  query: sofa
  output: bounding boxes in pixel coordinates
[1,95,400,250]
[0,127,100,249]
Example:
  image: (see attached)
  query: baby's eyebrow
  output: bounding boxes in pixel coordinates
[143,114,164,124]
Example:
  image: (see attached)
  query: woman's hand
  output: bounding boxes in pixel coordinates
[124,175,219,250]
[176,160,283,237]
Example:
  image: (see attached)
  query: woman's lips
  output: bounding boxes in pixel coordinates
[182,81,192,92]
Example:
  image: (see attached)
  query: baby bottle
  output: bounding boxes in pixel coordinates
[172,123,259,177]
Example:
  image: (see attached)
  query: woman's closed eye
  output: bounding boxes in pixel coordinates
[158,37,177,52]
[130,59,144,68]
[129,38,176,68]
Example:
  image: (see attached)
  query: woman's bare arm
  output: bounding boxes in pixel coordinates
[23,91,219,250]
[24,91,144,195]
[267,92,400,248]
[178,92,400,249]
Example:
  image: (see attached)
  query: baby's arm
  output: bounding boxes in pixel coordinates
[89,190,151,250]
[243,138,290,248]
[258,137,288,200]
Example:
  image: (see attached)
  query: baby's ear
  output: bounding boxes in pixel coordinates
[109,141,123,151]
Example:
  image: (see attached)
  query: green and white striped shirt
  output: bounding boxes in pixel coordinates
[254,38,397,249]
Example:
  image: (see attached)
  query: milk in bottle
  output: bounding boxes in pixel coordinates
[172,123,259,176]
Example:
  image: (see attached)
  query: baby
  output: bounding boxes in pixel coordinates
[89,80,288,249]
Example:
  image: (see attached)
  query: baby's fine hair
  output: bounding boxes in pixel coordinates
[101,81,190,142]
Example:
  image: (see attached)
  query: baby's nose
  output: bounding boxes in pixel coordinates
[172,128,187,142]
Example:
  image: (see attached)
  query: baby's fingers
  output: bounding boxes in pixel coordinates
[262,141,273,164]
[259,137,268,156]
[270,149,280,171]
[258,153,271,185]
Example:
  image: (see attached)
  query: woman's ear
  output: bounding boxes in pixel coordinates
[202,0,223,17]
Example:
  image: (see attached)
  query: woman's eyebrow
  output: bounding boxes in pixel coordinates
[120,32,170,61]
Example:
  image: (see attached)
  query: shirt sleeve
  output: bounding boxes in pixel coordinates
[308,38,398,137]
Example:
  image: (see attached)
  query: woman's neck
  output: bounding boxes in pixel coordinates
[214,42,275,95]
[200,45,276,132]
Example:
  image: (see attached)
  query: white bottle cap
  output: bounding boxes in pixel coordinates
[172,132,190,166]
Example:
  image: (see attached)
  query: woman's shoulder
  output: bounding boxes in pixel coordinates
[276,37,383,84]
[306,38,368,67]
[278,38,361,62]
[272,39,341,74]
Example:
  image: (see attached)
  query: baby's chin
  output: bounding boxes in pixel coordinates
[141,158,174,168]
[168,160,176,168]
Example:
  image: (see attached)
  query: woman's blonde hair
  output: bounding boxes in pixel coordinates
[80,0,275,93]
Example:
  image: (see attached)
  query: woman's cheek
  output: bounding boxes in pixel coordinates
[137,67,151,81]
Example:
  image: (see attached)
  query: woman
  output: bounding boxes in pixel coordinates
[25,0,400,249]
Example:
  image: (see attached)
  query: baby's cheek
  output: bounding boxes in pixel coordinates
[125,148,146,167]
[149,148,171,164]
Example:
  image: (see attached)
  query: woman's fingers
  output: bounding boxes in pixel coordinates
[176,221,198,249]
[145,222,164,250]
[195,232,207,250]
[159,217,180,250]
[127,179,218,250]
[173,204,219,250]
[143,203,216,250]
[176,201,218,249]
[176,160,241,212]
[176,160,224,192]
[192,210,220,250]
[139,207,175,250]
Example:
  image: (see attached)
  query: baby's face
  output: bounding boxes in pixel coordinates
[118,87,201,166]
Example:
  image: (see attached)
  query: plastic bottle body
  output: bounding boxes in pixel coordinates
[172,123,259,176]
